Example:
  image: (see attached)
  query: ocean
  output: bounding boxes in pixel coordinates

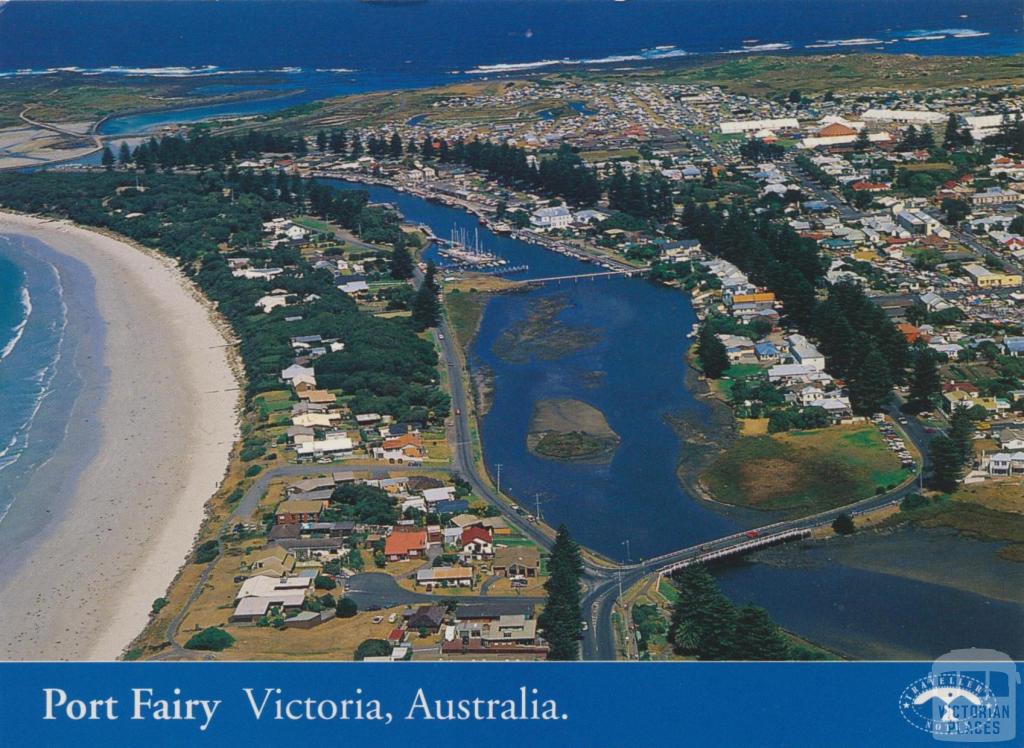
[0,0,1021,79]
[0,240,69,522]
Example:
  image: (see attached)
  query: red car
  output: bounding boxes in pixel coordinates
[744,530,760,539]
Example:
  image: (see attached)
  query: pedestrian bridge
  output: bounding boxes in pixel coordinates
[521,268,646,285]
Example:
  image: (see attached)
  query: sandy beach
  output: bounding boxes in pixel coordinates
[0,212,239,660]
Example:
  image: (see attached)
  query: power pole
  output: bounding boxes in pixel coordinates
[622,539,631,563]
[534,493,543,521]
[495,463,503,494]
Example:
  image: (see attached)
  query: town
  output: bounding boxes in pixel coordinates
[3,55,1023,663]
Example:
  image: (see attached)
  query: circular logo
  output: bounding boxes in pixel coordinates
[899,673,998,737]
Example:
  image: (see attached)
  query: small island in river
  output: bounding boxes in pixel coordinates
[527,398,620,463]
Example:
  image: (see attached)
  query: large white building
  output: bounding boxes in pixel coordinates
[719,118,799,135]
[530,205,573,230]
[861,109,945,126]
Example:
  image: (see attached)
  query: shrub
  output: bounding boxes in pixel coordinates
[900,493,929,512]
[245,464,263,478]
[354,639,391,660]
[185,627,235,652]
[193,539,219,564]
[151,597,169,615]
[314,575,336,590]
[832,513,855,535]
[336,597,358,618]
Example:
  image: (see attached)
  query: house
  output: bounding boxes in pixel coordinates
[481,614,539,645]
[1003,337,1024,356]
[460,526,495,560]
[987,452,1024,475]
[995,428,1024,451]
[275,499,327,525]
[963,264,1022,289]
[406,604,446,632]
[249,546,297,577]
[281,364,315,383]
[295,435,353,458]
[530,205,573,230]
[492,545,541,579]
[754,341,781,363]
[283,609,336,629]
[384,528,427,561]
[787,334,825,371]
[290,477,336,495]
[415,566,474,589]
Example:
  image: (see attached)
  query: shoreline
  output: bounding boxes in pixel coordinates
[0,212,240,660]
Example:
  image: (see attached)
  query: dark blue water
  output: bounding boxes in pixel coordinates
[324,179,744,559]
[717,558,1024,659]
[325,180,1024,659]
[2,0,1019,76]
[4,1,1018,138]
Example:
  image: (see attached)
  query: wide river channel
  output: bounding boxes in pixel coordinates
[326,178,1024,660]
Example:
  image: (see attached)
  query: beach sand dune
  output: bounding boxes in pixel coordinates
[0,212,239,660]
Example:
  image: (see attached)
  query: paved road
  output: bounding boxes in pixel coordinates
[344,572,543,610]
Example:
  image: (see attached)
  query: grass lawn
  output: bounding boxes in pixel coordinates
[894,480,1024,562]
[702,423,908,515]
[658,579,679,604]
[579,148,641,163]
[444,290,487,349]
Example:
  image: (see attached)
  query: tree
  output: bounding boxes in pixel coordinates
[390,242,414,279]
[316,130,327,152]
[118,142,132,166]
[668,565,719,655]
[697,323,729,379]
[185,627,235,651]
[948,406,976,467]
[907,351,940,411]
[941,197,970,226]
[410,261,441,331]
[314,574,336,590]
[732,605,791,660]
[847,347,892,415]
[336,597,358,618]
[389,132,403,158]
[930,435,962,493]
[101,146,115,171]
[354,639,391,660]
[538,524,583,661]
[832,512,855,535]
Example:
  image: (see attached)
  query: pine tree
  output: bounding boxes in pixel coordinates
[101,146,115,171]
[848,346,892,415]
[930,435,962,493]
[118,141,132,166]
[694,593,738,660]
[389,242,414,280]
[410,261,441,331]
[538,525,583,661]
[316,130,327,152]
[907,350,940,411]
[697,323,729,379]
[732,605,791,660]
[389,132,403,158]
[948,406,976,467]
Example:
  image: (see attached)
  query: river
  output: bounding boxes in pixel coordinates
[324,178,1024,660]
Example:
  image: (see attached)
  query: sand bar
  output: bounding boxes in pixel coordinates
[0,212,239,660]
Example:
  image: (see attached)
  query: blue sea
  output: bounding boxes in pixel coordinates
[0,241,67,521]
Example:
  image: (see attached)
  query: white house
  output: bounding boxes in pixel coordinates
[530,206,573,230]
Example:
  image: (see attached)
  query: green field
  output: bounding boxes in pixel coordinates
[444,290,487,349]
[702,424,907,515]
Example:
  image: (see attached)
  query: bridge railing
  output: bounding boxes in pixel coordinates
[656,529,811,581]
